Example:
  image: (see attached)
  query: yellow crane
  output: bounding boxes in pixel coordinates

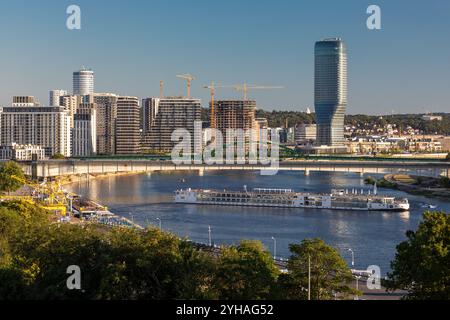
[10,175,68,216]
[176,73,196,98]
[232,83,284,101]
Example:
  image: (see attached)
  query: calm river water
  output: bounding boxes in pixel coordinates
[66,171,450,274]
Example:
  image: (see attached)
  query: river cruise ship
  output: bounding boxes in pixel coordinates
[174,186,410,211]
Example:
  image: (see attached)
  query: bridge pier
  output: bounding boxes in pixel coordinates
[304,169,310,176]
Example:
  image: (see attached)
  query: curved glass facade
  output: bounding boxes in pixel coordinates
[314,39,347,146]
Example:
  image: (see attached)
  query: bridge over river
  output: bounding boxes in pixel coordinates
[15,159,450,179]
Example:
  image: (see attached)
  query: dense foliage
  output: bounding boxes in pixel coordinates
[281,239,357,300]
[386,212,450,300]
[0,161,25,194]
[0,201,356,300]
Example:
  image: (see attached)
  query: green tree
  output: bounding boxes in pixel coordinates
[213,240,279,300]
[0,161,25,194]
[283,238,357,300]
[0,201,50,299]
[51,153,66,160]
[386,212,450,300]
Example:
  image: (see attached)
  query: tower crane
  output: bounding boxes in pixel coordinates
[160,80,164,98]
[176,74,196,98]
[232,83,284,101]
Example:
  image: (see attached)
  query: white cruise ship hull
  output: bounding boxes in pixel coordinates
[174,188,410,212]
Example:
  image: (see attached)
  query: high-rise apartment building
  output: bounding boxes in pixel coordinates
[88,93,118,155]
[141,98,159,136]
[144,98,202,153]
[315,38,347,147]
[49,90,68,107]
[72,103,97,157]
[73,68,94,96]
[60,94,84,127]
[116,96,141,155]
[0,106,72,157]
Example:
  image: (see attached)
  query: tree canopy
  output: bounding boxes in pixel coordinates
[386,211,450,300]
[0,201,367,300]
[0,161,25,194]
[282,238,357,300]
[213,240,279,300]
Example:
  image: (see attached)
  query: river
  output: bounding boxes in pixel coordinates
[66,170,450,274]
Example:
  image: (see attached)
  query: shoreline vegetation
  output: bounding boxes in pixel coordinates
[364,174,450,199]
[0,199,362,300]
[1,161,449,300]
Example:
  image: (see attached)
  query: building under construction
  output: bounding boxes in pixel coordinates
[212,100,257,134]
[143,98,202,153]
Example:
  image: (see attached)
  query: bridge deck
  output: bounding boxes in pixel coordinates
[12,159,450,179]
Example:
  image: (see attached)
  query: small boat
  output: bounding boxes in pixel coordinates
[421,203,438,209]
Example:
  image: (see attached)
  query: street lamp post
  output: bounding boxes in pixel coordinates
[348,248,355,267]
[355,276,361,300]
[129,213,134,224]
[271,237,277,260]
[208,226,212,247]
[156,218,162,231]
[308,254,311,301]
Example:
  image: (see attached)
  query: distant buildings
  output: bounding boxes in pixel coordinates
[72,103,97,157]
[0,143,46,161]
[314,38,347,148]
[295,124,317,145]
[255,118,268,132]
[143,98,202,153]
[346,135,445,155]
[116,96,141,155]
[73,68,94,96]
[0,106,71,157]
[88,93,118,156]
[422,114,443,121]
[12,96,38,107]
[49,90,68,107]
[141,97,159,136]
[60,94,84,128]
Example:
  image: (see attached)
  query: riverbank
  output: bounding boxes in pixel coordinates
[59,170,147,186]
[365,174,450,199]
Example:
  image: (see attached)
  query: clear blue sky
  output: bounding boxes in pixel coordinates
[0,0,449,114]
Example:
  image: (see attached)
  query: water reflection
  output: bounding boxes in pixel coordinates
[66,170,449,274]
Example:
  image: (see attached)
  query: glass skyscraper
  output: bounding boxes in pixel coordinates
[314,38,347,147]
